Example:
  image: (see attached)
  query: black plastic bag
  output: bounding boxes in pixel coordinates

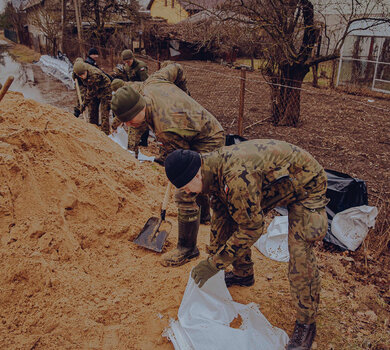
[324,169,368,249]
[225,134,247,146]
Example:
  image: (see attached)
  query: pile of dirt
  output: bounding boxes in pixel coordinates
[0,92,177,349]
[0,92,388,350]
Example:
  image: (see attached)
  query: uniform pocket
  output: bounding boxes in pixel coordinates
[301,204,328,242]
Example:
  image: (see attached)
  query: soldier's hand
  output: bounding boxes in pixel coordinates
[191,257,219,288]
[154,156,165,166]
[79,103,86,113]
[73,106,81,118]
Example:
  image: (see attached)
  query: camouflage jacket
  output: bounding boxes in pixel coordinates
[201,139,328,269]
[112,59,148,82]
[80,64,112,108]
[132,63,224,155]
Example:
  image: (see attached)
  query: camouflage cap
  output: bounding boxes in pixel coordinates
[73,59,87,75]
[121,49,134,61]
[111,78,125,92]
[111,85,145,122]
[165,149,201,188]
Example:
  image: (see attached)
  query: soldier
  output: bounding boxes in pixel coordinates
[110,79,149,158]
[73,58,111,135]
[85,47,99,67]
[111,63,225,266]
[164,140,329,350]
[112,49,148,82]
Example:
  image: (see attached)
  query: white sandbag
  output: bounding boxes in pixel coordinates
[164,271,289,350]
[36,55,74,89]
[108,126,128,150]
[331,205,378,251]
[254,216,289,262]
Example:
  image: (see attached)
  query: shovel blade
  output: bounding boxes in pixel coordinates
[133,217,170,253]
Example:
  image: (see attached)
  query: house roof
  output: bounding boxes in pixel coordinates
[147,0,224,11]
[21,0,43,11]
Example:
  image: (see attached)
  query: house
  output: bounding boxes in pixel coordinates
[146,0,222,24]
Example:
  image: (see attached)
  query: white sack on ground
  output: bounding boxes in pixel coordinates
[164,271,289,350]
[108,126,128,150]
[109,127,155,162]
[331,205,378,251]
[254,216,289,262]
[36,55,74,89]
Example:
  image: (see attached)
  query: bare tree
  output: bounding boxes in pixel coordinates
[175,0,390,126]
[30,2,62,55]
[80,0,142,49]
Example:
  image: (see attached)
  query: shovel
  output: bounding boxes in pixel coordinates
[0,76,14,103]
[134,182,173,252]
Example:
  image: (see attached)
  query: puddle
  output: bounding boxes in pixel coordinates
[0,43,46,103]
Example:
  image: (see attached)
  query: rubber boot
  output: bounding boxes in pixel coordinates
[196,194,211,225]
[224,271,254,287]
[286,321,316,350]
[161,217,200,267]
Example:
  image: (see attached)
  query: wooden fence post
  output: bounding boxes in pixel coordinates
[237,68,246,136]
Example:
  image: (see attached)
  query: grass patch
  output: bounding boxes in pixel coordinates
[0,31,40,63]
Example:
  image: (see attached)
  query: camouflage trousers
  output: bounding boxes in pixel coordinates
[208,170,328,324]
[89,94,111,135]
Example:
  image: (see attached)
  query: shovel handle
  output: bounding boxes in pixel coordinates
[0,76,14,103]
[74,78,88,122]
[160,182,172,221]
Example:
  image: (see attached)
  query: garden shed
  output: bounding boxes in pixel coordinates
[337,19,390,93]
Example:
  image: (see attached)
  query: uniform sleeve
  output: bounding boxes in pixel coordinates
[212,172,265,270]
[128,122,148,155]
[112,65,126,80]
[111,117,122,131]
[157,130,197,158]
[137,65,149,82]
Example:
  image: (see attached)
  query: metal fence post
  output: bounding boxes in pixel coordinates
[238,68,246,136]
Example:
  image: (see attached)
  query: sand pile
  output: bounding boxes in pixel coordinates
[0,92,185,349]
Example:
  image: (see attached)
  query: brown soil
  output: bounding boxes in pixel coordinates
[0,38,389,349]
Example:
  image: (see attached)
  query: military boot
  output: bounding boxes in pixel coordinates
[196,194,211,225]
[161,217,200,267]
[224,271,254,287]
[286,321,316,350]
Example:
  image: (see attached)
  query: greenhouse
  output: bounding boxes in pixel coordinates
[337,19,390,93]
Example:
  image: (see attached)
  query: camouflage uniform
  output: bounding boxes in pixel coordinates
[201,139,329,324]
[112,58,149,82]
[131,63,225,221]
[80,64,112,135]
[111,64,192,158]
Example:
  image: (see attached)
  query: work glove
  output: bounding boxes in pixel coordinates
[73,106,81,118]
[191,257,219,288]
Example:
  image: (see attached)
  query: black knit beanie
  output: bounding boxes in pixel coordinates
[165,150,201,188]
[88,47,99,56]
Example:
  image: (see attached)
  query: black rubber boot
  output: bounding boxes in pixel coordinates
[196,194,211,225]
[286,321,316,350]
[161,217,200,267]
[224,271,254,287]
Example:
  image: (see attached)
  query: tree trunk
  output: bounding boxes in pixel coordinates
[271,63,309,126]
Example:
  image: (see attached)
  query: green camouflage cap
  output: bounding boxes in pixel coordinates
[73,59,87,75]
[111,85,145,122]
[121,49,134,61]
[111,78,125,92]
